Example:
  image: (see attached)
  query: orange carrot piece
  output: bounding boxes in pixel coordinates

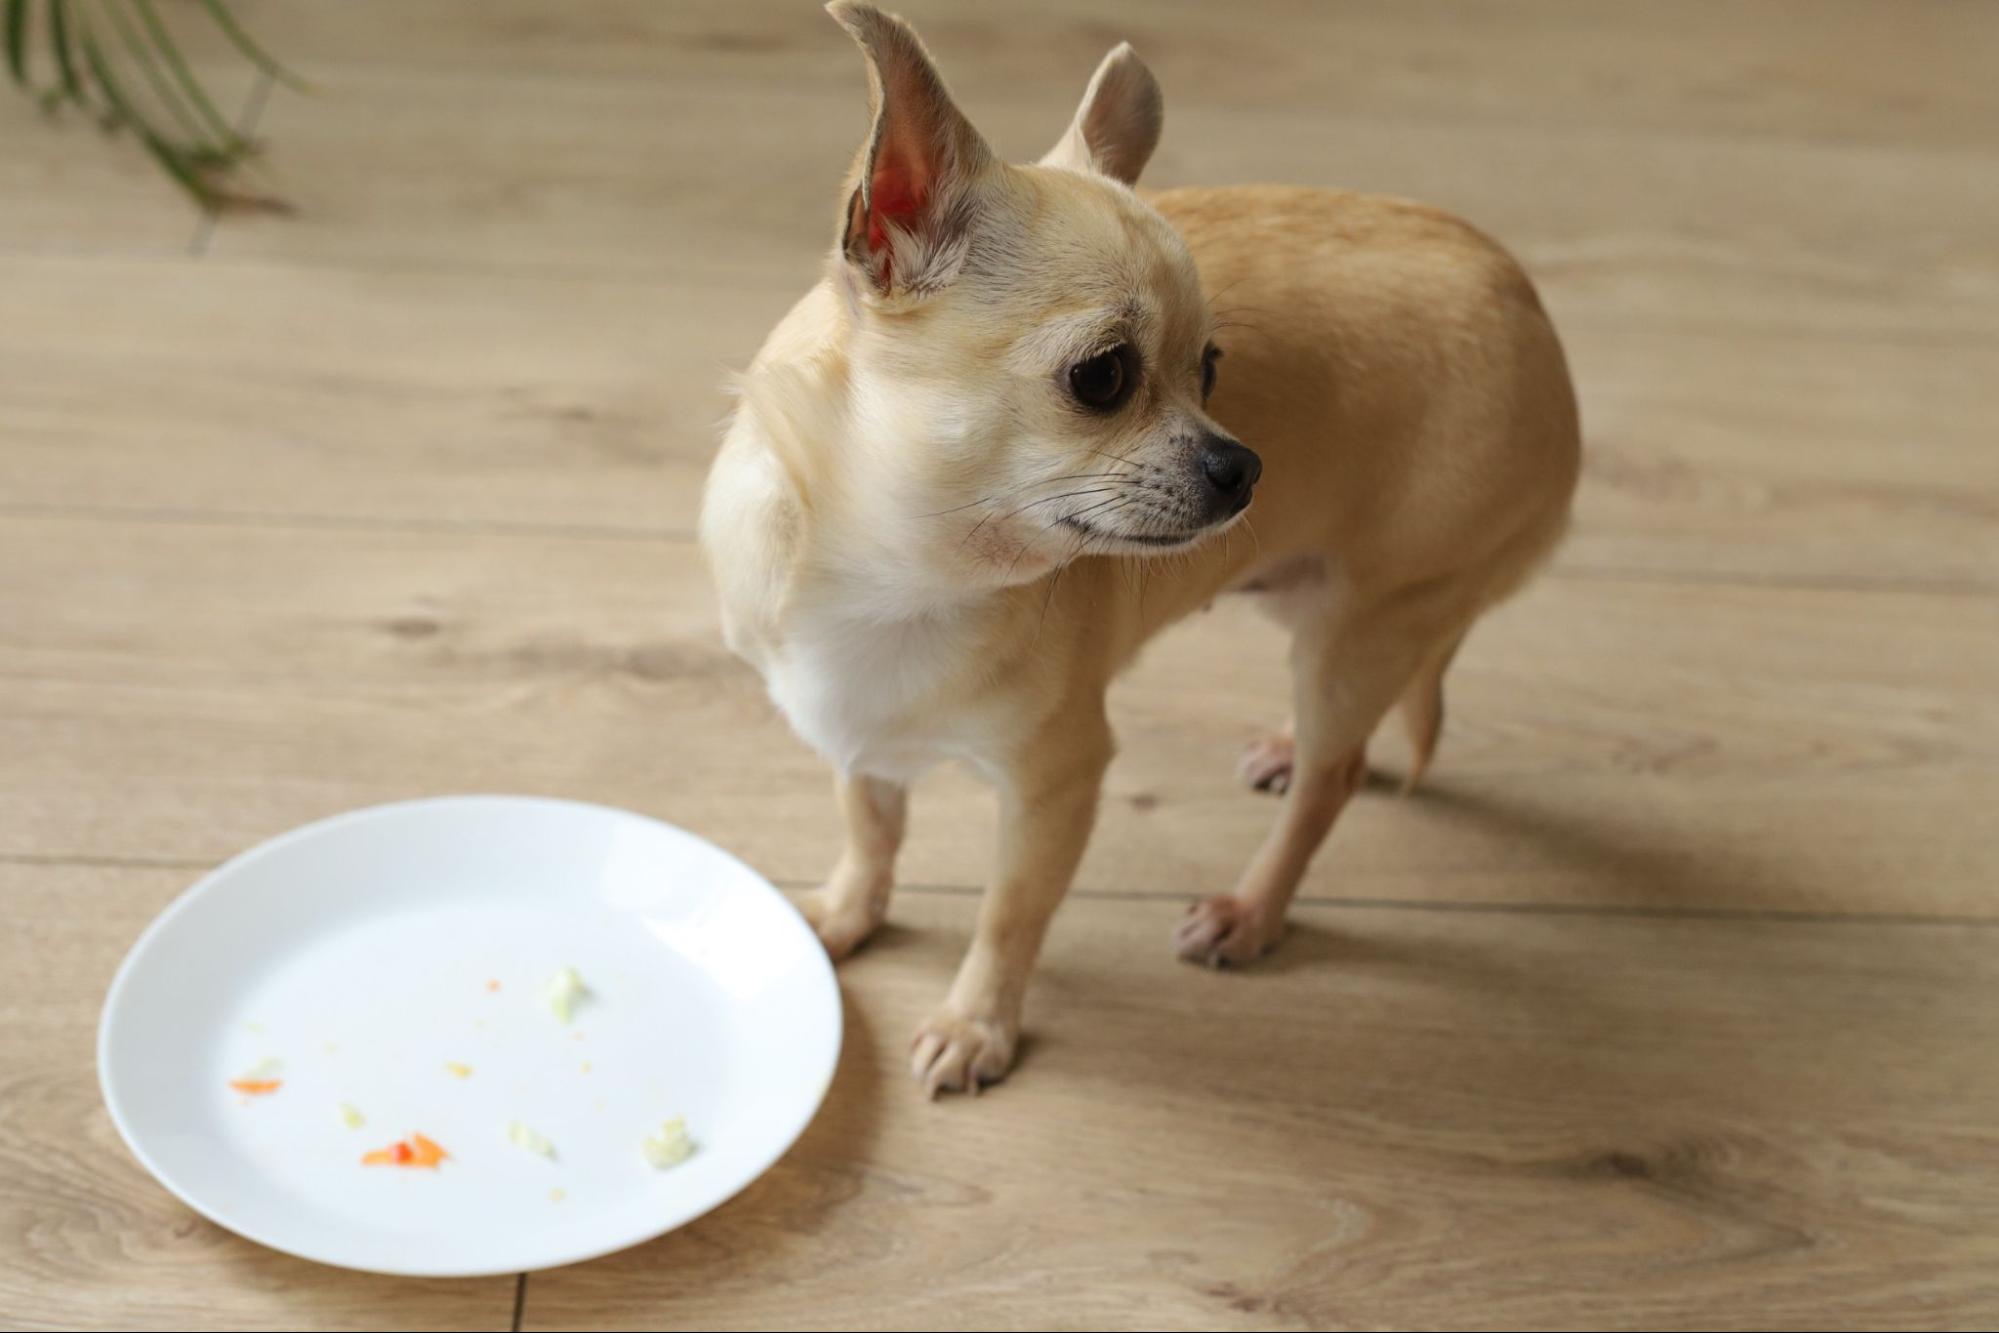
[228,1078,281,1095]
[362,1133,449,1168]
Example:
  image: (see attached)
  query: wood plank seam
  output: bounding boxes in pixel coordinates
[13,857,1991,928]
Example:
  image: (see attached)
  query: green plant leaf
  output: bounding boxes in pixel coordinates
[106,0,212,146]
[78,20,219,208]
[135,120,215,203]
[132,0,240,149]
[11,0,292,210]
[49,0,83,101]
[198,0,307,92]
[6,0,28,86]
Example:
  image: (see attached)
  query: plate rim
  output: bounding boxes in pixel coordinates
[96,793,842,1278]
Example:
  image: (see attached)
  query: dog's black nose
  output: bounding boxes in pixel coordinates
[1198,441,1262,514]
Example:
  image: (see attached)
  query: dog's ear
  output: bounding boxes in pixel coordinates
[828,2,996,301]
[1040,43,1162,187]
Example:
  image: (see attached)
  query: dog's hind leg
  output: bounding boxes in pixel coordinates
[1395,628,1464,795]
[1237,721,1296,794]
[799,772,906,960]
[1176,587,1469,966]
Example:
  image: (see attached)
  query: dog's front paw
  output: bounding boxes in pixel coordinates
[1175,894,1283,967]
[797,887,884,962]
[909,1011,1016,1098]
[1237,732,1295,794]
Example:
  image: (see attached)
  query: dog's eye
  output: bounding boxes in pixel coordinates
[1069,345,1136,413]
[1201,344,1222,402]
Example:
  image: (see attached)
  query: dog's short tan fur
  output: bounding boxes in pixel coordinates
[700,4,1580,1096]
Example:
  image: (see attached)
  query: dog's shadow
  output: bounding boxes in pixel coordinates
[1363,765,1818,915]
[551,782,1928,1310]
[1033,776,1906,1215]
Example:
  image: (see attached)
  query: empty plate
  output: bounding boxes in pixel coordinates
[98,796,841,1276]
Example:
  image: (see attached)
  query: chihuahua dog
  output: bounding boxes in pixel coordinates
[700,3,1579,1096]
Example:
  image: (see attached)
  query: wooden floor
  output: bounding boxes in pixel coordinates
[5,2,1997,1328]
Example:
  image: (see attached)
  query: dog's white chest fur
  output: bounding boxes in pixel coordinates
[762,600,990,782]
[701,404,1002,783]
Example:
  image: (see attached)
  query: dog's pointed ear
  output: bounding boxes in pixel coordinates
[829,2,996,300]
[1040,43,1162,187]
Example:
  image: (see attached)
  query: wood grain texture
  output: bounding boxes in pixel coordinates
[230,0,1999,150]
[0,864,516,1330]
[1,516,1992,920]
[521,889,1999,1331]
[1,257,1993,590]
[4,0,1998,1328]
[203,0,1999,342]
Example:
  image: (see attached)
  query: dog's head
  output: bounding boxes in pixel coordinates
[812,2,1257,587]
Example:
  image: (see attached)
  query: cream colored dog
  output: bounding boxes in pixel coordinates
[700,3,1580,1096]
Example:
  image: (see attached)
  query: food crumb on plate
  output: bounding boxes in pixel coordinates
[642,1116,694,1169]
[444,1061,474,1079]
[543,965,589,1023]
[362,1133,448,1168]
[229,1057,283,1097]
[549,1188,566,1202]
[486,979,501,993]
[579,1060,592,1074]
[339,1102,365,1129]
[508,1121,557,1160]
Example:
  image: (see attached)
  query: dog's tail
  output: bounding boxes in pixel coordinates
[1396,630,1465,795]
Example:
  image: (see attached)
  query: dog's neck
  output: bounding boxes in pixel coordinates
[723,413,1032,777]
[735,315,1039,625]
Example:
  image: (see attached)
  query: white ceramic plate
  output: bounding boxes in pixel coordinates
[98,796,840,1277]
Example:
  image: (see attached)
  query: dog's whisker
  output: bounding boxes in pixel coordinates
[1063,493,1132,528]
[918,469,1135,521]
[1033,525,1093,642]
[1094,442,1149,472]
[961,485,1129,553]
[1009,487,1125,522]
[1047,493,1127,539]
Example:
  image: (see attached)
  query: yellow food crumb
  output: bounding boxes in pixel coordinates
[507,1121,556,1160]
[579,1061,592,1074]
[543,966,589,1024]
[549,1188,566,1202]
[339,1103,365,1129]
[642,1116,694,1170]
[444,1061,473,1079]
